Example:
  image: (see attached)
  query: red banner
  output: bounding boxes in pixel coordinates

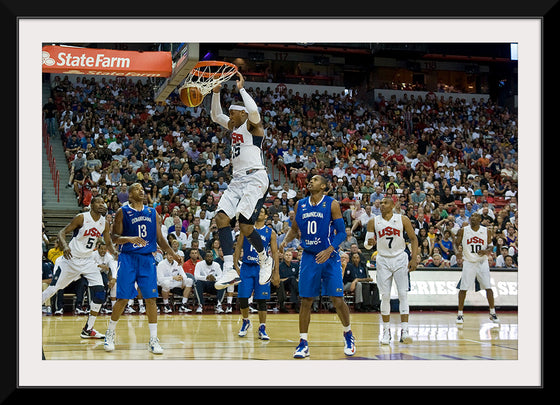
[42,45,172,77]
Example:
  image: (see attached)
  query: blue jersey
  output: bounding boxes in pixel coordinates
[295,195,335,254]
[119,203,158,254]
[241,225,272,264]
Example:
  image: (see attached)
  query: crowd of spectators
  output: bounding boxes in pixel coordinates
[42,71,518,314]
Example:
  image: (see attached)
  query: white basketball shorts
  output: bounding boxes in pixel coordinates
[459,259,491,290]
[52,255,104,290]
[375,251,409,297]
[217,169,269,222]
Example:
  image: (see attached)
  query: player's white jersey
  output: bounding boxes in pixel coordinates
[462,225,489,263]
[374,213,406,257]
[68,212,105,259]
[230,119,266,176]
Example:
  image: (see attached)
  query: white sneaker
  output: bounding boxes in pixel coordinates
[380,328,391,345]
[489,313,500,323]
[196,305,203,314]
[258,255,273,285]
[400,329,412,344]
[215,305,224,314]
[148,337,163,354]
[214,269,241,290]
[104,329,115,352]
[138,305,146,314]
[456,315,464,324]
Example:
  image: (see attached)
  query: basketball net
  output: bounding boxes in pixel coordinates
[179,61,238,97]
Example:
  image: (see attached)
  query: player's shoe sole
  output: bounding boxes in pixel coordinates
[214,269,241,290]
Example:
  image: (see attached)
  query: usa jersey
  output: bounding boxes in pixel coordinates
[230,120,266,176]
[68,211,106,259]
[119,203,158,254]
[462,225,488,263]
[241,225,272,264]
[295,195,335,254]
[374,213,406,258]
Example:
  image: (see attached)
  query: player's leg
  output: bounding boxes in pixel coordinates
[254,272,272,340]
[136,254,163,353]
[375,256,393,344]
[236,172,272,284]
[323,255,355,356]
[393,253,412,343]
[293,252,319,358]
[457,261,476,324]
[80,263,107,338]
[477,261,499,323]
[237,263,255,336]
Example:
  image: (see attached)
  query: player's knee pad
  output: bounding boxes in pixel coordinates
[256,299,267,312]
[397,291,409,315]
[90,285,106,304]
[238,297,249,309]
[380,293,391,315]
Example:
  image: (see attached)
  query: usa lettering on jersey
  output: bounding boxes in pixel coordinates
[377,226,401,238]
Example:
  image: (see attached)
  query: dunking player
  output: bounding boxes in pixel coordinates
[279,175,356,358]
[234,207,280,340]
[103,183,183,354]
[210,72,273,289]
[363,196,418,345]
[42,196,118,339]
[455,212,499,324]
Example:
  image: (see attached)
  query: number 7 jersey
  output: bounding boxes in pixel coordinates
[119,203,158,254]
[374,213,406,258]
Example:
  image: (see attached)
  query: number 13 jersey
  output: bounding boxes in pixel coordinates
[374,213,406,258]
[119,203,158,254]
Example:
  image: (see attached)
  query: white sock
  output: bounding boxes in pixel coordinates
[489,308,496,315]
[401,322,409,331]
[383,321,390,330]
[458,310,463,316]
[86,315,96,330]
[107,319,118,331]
[182,297,188,304]
[148,323,158,338]
[227,295,233,304]
[163,298,169,304]
[343,324,351,333]
[300,333,308,341]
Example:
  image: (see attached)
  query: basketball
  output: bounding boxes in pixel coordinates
[179,86,204,107]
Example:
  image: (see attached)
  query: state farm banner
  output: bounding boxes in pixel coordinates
[42,45,172,77]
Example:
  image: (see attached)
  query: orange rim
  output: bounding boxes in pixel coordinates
[191,60,238,78]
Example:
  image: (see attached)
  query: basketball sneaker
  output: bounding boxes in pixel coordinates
[400,329,412,344]
[148,337,163,354]
[215,268,241,290]
[293,339,310,358]
[178,305,191,313]
[258,255,273,285]
[456,315,464,324]
[162,304,173,314]
[258,324,270,341]
[80,327,105,339]
[380,328,391,345]
[489,313,500,323]
[343,331,356,356]
[103,329,115,352]
[238,319,251,337]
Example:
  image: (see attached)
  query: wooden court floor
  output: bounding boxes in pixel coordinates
[42,309,518,361]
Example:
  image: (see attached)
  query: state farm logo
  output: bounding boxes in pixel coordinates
[42,51,55,66]
[42,49,131,69]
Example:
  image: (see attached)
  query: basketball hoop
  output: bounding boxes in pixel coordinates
[179,60,238,97]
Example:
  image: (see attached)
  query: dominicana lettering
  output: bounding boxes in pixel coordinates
[302,212,324,220]
[131,216,152,224]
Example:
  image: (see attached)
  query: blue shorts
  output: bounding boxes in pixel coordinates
[238,262,271,300]
[298,250,344,298]
[116,252,158,299]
